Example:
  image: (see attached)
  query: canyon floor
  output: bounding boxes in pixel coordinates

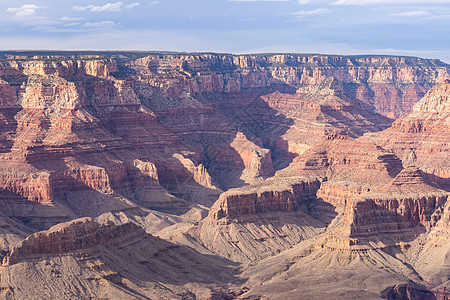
[0,51,448,299]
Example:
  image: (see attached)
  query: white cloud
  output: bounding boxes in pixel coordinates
[331,0,450,5]
[6,4,40,17]
[292,8,331,17]
[149,1,159,5]
[229,0,290,2]
[73,5,94,11]
[65,22,81,27]
[126,2,140,9]
[72,2,139,12]
[91,2,123,12]
[60,17,83,21]
[83,21,117,27]
[391,10,431,17]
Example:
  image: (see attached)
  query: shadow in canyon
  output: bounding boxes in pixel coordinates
[425,172,450,192]
[381,283,437,300]
[307,197,340,227]
[192,88,298,188]
[8,231,242,299]
[0,64,29,153]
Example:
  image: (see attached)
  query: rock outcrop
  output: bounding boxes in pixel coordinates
[208,177,320,220]
[0,52,448,299]
[0,56,223,227]
[344,193,448,244]
[248,77,394,165]
[128,53,450,117]
[365,79,450,190]
[0,216,240,299]
[3,217,144,265]
[179,177,325,263]
[382,284,439,300]
[237,167,449,300]
[278,133,403,187]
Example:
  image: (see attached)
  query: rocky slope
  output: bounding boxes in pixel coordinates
[364,79,450,190]
[208,176,319,220]
[2,52,438,229]
[239,77,394,168]
[125,53,450,118]
[0,56,224,230]
[233,167,449,299]
[0,217,240,299]
[177,177,325,263]
[0,52,448,299]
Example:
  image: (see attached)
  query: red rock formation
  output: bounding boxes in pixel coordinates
[208,177,320,220]
[381,284,436,300]
[3,217,145,265]
[382,167,443,194]
[365,79,450,190]
[255,77,393,160]
[0,214,241,299]
[326,167,449,246]
[129,53,449,118]
[278,133,403,186]
[344,194,448,242]
[0,57,221,224]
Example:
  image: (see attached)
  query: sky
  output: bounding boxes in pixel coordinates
[0,0,449,62]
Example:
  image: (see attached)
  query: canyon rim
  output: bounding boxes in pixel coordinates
[0,51,446,299]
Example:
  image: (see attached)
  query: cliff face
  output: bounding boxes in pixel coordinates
[364,79,450,189]
[128,53,449,118]
[125,54,448,180]
[0,52,448,299]
[345,193,448,242]
[208,177,320,220]
[0,57,224,227]
[186,176,325,263]
[0,216,239,299]
[248,77,394,164]
[0,53,440,213]
[3,217,144,265]
[277,133,403,186]
[311,166,448,250]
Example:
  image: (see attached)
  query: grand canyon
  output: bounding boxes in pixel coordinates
[0,51,447,299]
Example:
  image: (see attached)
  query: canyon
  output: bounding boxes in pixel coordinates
[0,51,447,299]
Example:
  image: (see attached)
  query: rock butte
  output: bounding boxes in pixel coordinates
[0,51,447,299]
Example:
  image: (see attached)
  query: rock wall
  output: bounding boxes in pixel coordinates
[323,167,450,246]
[364,80,450,189]
[345,193,448,241]
[0,52,446,227]
[0,56,221,223]
[4,217,145,265]
[209,177,320,220]
[128,53,450,118]
[278,133,403,186]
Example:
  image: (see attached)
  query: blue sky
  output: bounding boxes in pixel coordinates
[1,0,449,62]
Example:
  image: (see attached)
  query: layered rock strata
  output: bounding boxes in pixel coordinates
[238,77,394,166]
[3,217,143,265]
[0,57,221,227]
[364,80,450,190]
[208,177,319,220]
[0,52,447,299]
[278,132,403,186]
[127,53,450,117]
[0,216,239,299]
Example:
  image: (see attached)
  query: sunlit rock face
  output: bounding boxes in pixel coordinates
[0,52,447,299]
[364,79,450,190]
